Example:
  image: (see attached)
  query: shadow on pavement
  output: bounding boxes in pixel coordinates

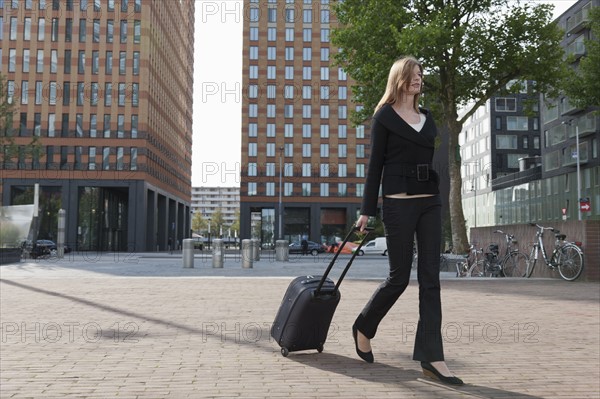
[290,352,543,399]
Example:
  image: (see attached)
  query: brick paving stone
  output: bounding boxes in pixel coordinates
[1,257,599,399]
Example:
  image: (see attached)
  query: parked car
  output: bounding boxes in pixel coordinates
[29,240,72,258]
[352,237,388,256]
[289,240,326,256]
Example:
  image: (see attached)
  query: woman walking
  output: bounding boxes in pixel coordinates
[353,56,463,386]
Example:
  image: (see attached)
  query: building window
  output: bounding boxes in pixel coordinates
[320,163,329,177]
[338,144,347,158]
[338,125,347,138]
[303,47,312,61]
[249,142,257,157]
[116,147,124,170]
[93,19,100,42]
[8,49,16,72]
[284,182,293,196]
[302,124,311,138]
[321,67,329,80]
[267,27,276,41]
[338,164,347,177]
[302,105,311,118]
[338,106,347,119]
[302,143,311,157]
[134,20,141,43]
[337,183,347,196]
[77,83,85,105]
[107,20,114,43]
[506,116,528,131]
[90,115,97,137]
[250,27,258,41]
[117,114,125,137]
[302,163,311,177]
[320,144,329,157]
[249,65,258,79]
[131,115,138,138]
[88,147,97,170]
[321,28,330,42]
[105,51,113,74]
[338,68,347,81]
[24,17,31,40]
[320,125,329,138]
[103,114,111,138]
[78,51,85,73]
[119,51,126,74]
[495,97,516,112]
[132,83,139,106]
[249,46,258,60]
[356,144,365,158]
[79,19,86,42]
[91,83,99,105]
[285,28,294,41]
[120,20,127,43]
[37,18,45,41]
[105,83,112,106]
[496,135,518,149]
[103,147,110,170]
[130,147,137,170]
[303,67,312,80]
[303,28,311,42]
[302,183,311,196]
[248,182,257,196]
[303,9,312,23]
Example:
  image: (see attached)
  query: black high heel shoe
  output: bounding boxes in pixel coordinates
[421,362,464,386]
[352,324,374,363]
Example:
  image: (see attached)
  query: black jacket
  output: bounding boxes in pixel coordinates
[360,103,440,216]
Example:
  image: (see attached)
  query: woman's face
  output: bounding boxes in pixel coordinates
[405,64,423,95]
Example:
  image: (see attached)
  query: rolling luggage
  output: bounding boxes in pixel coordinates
[271,227,374,357]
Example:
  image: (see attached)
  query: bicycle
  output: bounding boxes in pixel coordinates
[486,230,529,278]
[454,245,483,277]
[526,223,584,281]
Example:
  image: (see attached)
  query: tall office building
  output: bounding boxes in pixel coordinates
[1,0,195,251]
[240,0,368,246]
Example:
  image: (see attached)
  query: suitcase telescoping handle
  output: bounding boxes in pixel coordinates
[315,226,374,296]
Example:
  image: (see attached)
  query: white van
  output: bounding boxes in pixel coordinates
[354,237,387,256]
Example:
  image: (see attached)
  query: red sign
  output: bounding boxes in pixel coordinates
[580,198,591,213]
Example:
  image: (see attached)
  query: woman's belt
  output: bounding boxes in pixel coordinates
[385,163,432,182]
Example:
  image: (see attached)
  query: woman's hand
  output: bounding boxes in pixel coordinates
[355,215,369,233]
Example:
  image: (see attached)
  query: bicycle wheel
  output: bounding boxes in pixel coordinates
[502,252,528,278]
[468,260,485,277]
[557,244,584,281]
[525,247,537,278]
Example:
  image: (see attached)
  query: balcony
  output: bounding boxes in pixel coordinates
[566,2,592,35]
[561,97,583,116]
[565,40,586,61]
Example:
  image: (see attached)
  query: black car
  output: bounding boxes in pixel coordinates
[29,240,72,258]
[288,241,326,256]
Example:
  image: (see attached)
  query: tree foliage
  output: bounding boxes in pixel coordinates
[563,7,600,109]
[332,0,567,252]
[0,74,17,163]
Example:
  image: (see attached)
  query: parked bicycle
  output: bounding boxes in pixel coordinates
[455,244,483,277]
[526,223,584,281]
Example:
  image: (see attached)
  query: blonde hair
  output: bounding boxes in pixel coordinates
[375,56,423,114]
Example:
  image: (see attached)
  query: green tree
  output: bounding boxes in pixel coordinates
[563,7,600,109]
[192,211,207,234]
[333,0,566,252]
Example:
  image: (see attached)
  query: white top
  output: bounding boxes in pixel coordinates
[407,113,426,132]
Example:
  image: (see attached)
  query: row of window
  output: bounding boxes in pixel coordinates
[249,27,330,43]
[12,112,139,139]
[248,104,353,119]
[3,145,139,172]
[544,138,598,172]
[247,142,366,158]
[1,16,141,44]
[246,182,363,198]
[247,83,350,101]
[247,123,365,138]
[249,7,331,24]
[0,0,142,13]
[248,65,347,81]
[251,45,332,62]
[247,162,364,178]
[7,80,140,107]
[3,48,140,75]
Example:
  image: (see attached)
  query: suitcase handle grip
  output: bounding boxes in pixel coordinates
[315,226,374,296]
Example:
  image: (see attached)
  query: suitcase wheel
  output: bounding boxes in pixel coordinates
[317,344,324,353]
[281,347,289,357]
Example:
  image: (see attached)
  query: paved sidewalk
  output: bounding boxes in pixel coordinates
[1,255,599,398]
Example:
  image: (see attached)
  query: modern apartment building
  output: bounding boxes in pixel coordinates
[191,186,240,233]
[460,0,599,231]
[459,86,543,229]
[240,0,368,246]
[1,0,195,251]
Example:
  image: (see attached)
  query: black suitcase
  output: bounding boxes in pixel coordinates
[271,227,373,357]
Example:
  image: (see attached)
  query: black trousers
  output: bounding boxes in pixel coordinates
[355,195,444,362]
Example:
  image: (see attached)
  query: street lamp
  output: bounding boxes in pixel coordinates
[471,179,477,228]
[563,119,582,221]
[278,146,284,240]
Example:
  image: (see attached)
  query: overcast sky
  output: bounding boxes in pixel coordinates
[190,0,578,188]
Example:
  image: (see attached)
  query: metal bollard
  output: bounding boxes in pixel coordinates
[182,238,194,268]
[241,239,253,269]
[212,239,224,268]
[275,240,289,262]
[250,238,260,261]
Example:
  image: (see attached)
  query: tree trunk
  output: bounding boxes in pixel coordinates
[447,121,470,254]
